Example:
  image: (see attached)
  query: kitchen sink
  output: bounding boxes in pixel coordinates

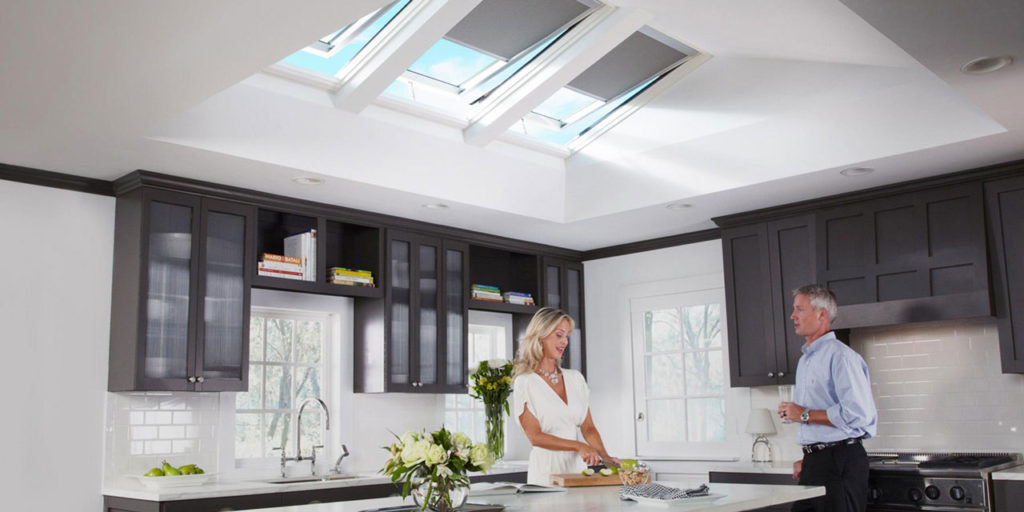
[263,474,363,484]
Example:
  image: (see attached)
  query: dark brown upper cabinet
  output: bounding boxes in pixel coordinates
[108,187,255,392]
[986,175,1024,373]
[722,215,815,387]
[252,208,383,299]
[542,257,587,375]
[353,230,468,393]
[467,245,540,315]
[816,184,989,328]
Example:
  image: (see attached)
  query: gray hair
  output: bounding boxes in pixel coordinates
[793,284,838,323]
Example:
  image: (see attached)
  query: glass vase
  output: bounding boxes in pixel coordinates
[412,478,469,512]
[485,401,505,462]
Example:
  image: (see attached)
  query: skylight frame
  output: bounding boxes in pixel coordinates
[305,6,394,58]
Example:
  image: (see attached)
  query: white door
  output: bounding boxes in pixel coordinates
[631,288,731,457]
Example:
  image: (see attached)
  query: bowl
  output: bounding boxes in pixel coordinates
[618,462,650,486]
[131,472,214,489]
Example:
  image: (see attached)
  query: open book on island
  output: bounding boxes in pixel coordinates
[469,481,567,496]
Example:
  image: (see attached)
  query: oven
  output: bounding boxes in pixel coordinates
[866,453,1022,512]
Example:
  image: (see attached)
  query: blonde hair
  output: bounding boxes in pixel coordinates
[512,307,575,379]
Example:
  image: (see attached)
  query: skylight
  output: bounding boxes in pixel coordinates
[511,29,692,148]
[280,0,410,78]
[385,0,594,114]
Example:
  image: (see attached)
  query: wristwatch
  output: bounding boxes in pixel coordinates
[800,410,811,424]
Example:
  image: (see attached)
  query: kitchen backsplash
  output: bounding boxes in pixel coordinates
[751,318,1024,461]
[103,392,220,483]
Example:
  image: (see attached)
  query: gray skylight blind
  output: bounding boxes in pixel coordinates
[567,32,688,101]
[445,0,590,60]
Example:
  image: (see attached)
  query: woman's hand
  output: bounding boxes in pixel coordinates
[577,443,601,466]
[602,455,621,467]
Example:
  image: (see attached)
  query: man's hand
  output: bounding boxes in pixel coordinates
[778,402,806,422]
[792,460,802,481]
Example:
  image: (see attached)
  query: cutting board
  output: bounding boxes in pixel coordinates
[550,473,622,487]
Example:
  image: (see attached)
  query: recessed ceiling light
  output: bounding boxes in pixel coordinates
[666,202,693,210]
[840,167,874,177]
[422,203,449,209]
[960,55,1013,75]
[292,176,325,185]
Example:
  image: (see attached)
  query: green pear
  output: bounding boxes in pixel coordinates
[194,467,204,474]
[144,467,165,477]
[178,464,196,475]
[162,461,181,476]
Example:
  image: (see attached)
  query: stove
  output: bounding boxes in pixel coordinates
[867,452,1022,512]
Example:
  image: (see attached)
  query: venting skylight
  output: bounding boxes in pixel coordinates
[510,29,693,148]
[385,0,595,116]
[280,0,411,79]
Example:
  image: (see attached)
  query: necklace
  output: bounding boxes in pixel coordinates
[539,367,560,384]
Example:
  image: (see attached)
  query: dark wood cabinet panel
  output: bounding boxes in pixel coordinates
[993,479,1024,512]
[817,184,989,328]
[723,223,778,387]
[542,257,586,375]
[767,215,816,383]
[108,188,255,392]
[709,471,795,512]
[986,175,1024,373]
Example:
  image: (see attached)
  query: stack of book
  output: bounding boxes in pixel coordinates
[328,267,374,287]
[502,291,535,306]
[258,253,304,280]
[283,229,316,281]
[471,284,503,302]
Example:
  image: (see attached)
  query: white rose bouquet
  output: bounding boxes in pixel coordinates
[382,427,494,511]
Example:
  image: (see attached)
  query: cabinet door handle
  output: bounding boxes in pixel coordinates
[777,372,785,378]
[637,412,645,421]
[188,376,197,383]
[767,372,774,378]
[197,376,205,383]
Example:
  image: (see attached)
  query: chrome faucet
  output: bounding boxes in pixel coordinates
[330,444,350,475]
[277,397,331,477]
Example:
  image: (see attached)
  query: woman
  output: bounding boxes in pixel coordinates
[512,307,619,485]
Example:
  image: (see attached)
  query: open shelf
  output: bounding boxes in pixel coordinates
[468,300,538,315]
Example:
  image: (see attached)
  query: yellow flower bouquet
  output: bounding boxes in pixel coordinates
[468,359,514,460]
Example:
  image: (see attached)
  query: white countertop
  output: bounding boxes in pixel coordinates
[103,463,529,501]
[993,465,1024,481]
[238,482,825,512]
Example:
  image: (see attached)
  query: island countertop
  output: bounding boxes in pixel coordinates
[233,482,825,512]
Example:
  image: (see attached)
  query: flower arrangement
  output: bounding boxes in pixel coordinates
[382,427,494,511]
[468,359,514,460]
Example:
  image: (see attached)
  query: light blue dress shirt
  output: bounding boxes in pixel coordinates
[795,332,877,445]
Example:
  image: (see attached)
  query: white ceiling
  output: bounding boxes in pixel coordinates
[2,0,1022,251]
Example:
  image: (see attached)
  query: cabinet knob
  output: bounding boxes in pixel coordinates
[778,372,785,378]
[188,376,197,383]
[197,376,205,383]
[767,372,774,378]
[637,412,645,421]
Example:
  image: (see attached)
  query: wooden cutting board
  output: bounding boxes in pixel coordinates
[550,473,622,487]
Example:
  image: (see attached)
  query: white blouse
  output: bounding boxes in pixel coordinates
[513,369,590,485]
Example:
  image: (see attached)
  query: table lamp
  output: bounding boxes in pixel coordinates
[746,408,776,462]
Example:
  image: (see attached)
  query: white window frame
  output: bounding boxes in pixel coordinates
[627,273,748,460]
[233,306,335,469]
[444,311,514,447]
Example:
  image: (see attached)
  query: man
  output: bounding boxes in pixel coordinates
[778,285,877,512]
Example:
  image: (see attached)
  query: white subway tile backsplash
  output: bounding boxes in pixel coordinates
[173,411,193,424]
[855,318,1024,453]
[145,411,172,424]
[159,425,185,439]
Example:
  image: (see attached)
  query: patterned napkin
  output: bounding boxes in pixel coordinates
[620,483,711,501]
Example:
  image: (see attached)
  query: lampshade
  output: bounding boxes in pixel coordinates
[745,408,777,435]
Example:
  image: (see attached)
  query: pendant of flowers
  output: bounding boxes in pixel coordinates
[382,427,495,511]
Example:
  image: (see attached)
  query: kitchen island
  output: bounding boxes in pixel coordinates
[233,482,824,512]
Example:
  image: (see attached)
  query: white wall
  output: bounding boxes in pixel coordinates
[583,240,741,460]
[0,180,115,512]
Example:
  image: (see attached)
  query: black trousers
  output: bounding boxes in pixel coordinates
[791,442,869,512]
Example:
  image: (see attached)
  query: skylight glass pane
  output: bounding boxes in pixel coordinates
[407,39,499,87]
[281,0,409,78]
[532,88,600,121]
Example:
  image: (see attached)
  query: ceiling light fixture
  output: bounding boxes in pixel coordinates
[422,203,449,209]
[292,176,325,185]
[960,55,1013,75]
[840,167,874,177]
[666,202,693,210]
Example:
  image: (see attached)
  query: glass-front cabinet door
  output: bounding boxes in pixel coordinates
[195,199,254,391]
[141,191,201,390]
[385,231,467,392]
[542,257,586,375]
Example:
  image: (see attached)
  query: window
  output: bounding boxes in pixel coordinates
[630,287,736,457]
[279,0,411,79]
[444,311,512,443]
[235,308,329,462]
